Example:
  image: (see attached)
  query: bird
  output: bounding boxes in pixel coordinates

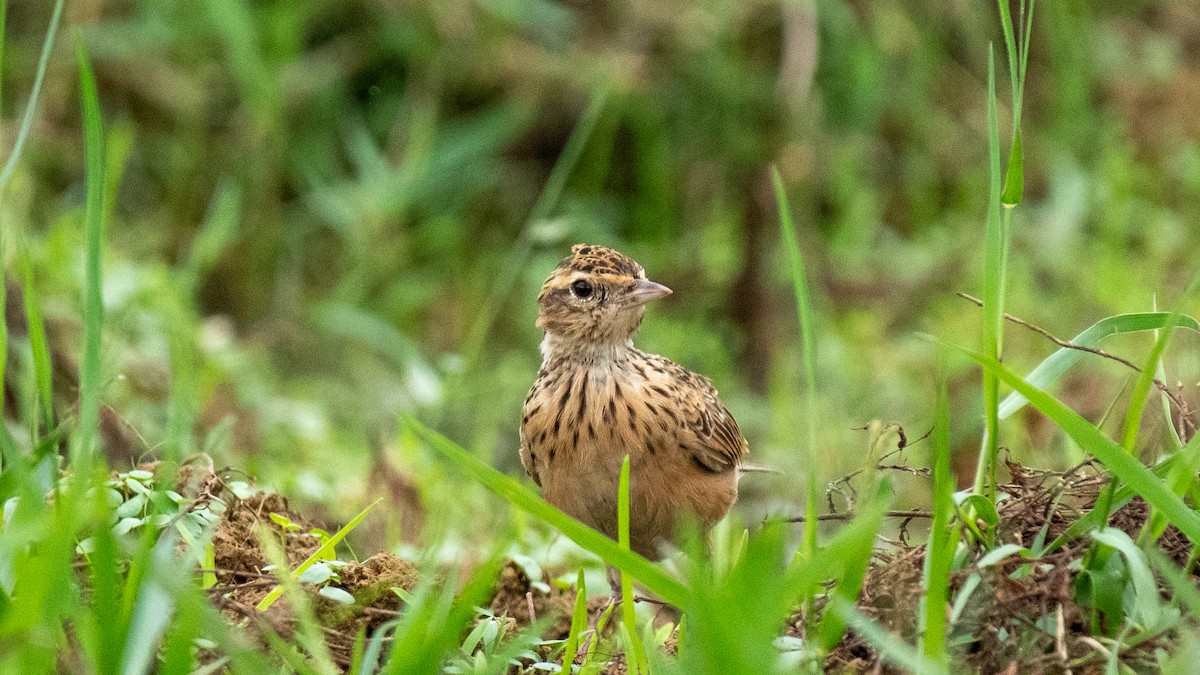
[519,244,747,561]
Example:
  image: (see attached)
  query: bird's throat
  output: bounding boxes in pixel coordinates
[540,333,635,367]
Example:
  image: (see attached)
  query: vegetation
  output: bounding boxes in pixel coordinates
[1,0,1199,672]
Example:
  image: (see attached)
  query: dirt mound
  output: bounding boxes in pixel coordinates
[818,460,1188,673]
[212,492,323,584]
[161,463,597,672]
[489,559,575,639]
[168,467,420,669]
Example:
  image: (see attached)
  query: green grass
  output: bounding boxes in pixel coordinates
[919,368,954,666]
[772,166,820,561]
[0,0,63,193]
[17,251,53,433]
[617,454,648,674]
[75,36,106,467]
[958,344,1200,543]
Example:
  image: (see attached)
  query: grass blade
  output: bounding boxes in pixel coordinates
[1148,549,1200,619]
[75,37,107,465]
[89,483,126,675]
[0,237,6,414]
[1046,450,1185,554]
[972,47,1007,503]
[121,532,192,675]
[0,0,5,118]
[405,416,689,607]
[816,513,877,652]
[995,0,1020,117]
[951,342,1200,544]
[0,0,7,407]
[255,529,337,673]
[158,591,202,675]
[436,90,608,427]
[999,312,1200,419]
[617,454,647,674]
[1120,272,1200,452]
[1140,427,1200,545]
[0,0,64,192]
[1093,272,1200,540]
[771,166,820,559]
[382,559,502,674]
[560,568,588,670]
[783,496,887,607]
[997,0,1032,206]
[920,370,954,664]
[18,252,54,432]
[357,618,401,675]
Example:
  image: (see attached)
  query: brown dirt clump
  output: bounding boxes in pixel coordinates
[489,560,575,639]
[330,553,420,632]
[212,491,323,584]
[170,466,422,671]
[340,552,420,605]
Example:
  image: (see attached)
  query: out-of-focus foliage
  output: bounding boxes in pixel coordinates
[3,0,1198,534]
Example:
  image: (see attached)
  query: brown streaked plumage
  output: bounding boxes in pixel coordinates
[520,244,747,559]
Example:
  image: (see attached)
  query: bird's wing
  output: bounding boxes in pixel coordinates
[679,372,749,474]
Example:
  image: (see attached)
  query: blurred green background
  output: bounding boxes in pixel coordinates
[3,0,1198,551]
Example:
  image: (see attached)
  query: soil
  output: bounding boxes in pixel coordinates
[172,464,585,671]
[489,559,576,639]
[814,458,1192,674]
[158,454,1196,674]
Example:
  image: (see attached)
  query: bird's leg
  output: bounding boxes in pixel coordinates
[606,564,623,600]
[611,564,685,625]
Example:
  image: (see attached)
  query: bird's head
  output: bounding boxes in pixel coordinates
[536,244,672,352]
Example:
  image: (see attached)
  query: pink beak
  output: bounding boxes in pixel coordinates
[626,278,672,306]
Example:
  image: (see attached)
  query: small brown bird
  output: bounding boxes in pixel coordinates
[520,244,747,560]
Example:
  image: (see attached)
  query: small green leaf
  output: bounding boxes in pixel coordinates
[318,586,355,605]
[115,493,146,519]
[299,562,335,585]
[950,574,983,624]
[268,512,301,532]
[956,494,1000,532]
[977,544,1030,568]
[1091,528,1162,629]
[227,481,255,499]
[113,516,144,537]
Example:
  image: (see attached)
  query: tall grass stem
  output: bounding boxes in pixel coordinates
[75,38,107,466]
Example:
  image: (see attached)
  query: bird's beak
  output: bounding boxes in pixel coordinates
[626,278,672,306]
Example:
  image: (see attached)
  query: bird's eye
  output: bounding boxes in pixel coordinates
[571,279,594,299]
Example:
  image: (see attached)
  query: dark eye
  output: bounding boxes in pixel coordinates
[571,279,594,299]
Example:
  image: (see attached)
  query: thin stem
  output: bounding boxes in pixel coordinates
[0,0,65,192]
